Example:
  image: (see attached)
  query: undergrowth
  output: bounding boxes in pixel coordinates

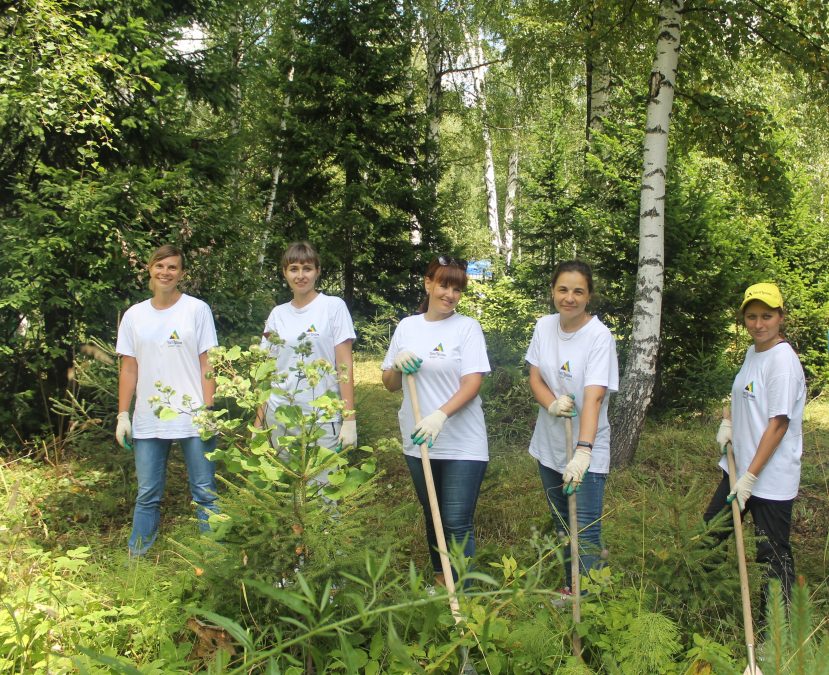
[1,355,827,672]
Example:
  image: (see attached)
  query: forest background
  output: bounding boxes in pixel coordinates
[2,0,829,672]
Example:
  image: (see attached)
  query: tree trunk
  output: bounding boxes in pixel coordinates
[610,0,683,468]
[423,4,442,210]
[465,29,502,255]
[503,144,518,267]
[260,65,295,271]
[587,56,611,141]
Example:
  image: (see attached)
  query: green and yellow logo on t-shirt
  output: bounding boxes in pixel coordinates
[167,329,183,347]
[559,361,573,379]
[433,343,444,352]
[745,382,754,393]
[741,381,756,401]
[429,342,446,359]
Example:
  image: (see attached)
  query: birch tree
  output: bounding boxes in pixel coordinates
[464,27,502,255]
[587,56,611,140]
[610,0,683,468]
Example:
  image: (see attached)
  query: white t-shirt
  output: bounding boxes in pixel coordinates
[260,293,356,418]
[719,341,806,500]
[382,313,490,461]
[525,314,619,474]
[116,294,218,439]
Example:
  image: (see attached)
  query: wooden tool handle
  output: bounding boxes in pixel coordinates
[406,374,462,622]
[565,417,582,658]
[726,442,759,673]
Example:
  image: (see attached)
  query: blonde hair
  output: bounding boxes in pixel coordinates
[147,245,184,291]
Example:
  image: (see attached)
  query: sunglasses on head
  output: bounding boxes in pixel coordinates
[438,255,468,269]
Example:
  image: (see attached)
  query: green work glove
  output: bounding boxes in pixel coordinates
[562,448,591,496]
[727,471,757,511]
[547,393,576,418]
[716,419,732,454]
[336,419,357,451]
[411,410,447,448]
[393,350,422,375]
[115,411,132,449]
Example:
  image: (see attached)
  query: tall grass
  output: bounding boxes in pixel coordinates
[1,356,827,672]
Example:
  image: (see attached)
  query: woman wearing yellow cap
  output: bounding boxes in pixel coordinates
[705,282,806,616]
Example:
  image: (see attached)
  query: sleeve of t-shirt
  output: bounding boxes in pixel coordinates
[584,329,619,392]
[381,322,402,371]
[460,319,491,376]
[765,352,803,419]
[195,301,219,354]
[260,309,277,351]
[115,309,136,357]
[525,319,542,367]
[330,297,357,346]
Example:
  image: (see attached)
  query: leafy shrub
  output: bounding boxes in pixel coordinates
[152,341,383,633]
[459,278,540,369]
[0,460,193,674]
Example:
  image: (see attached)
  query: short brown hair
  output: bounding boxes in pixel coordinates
[281,241,320,269]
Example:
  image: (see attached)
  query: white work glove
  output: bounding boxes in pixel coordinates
[727,471,757,511]
[337,420,357,450]
[393,350,422,375]
[716,419,732,453]
[547,394,576,417]
[411,410,447,448]
[115,411,132,449]
[562,448,591,495]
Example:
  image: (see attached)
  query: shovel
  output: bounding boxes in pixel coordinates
[725,441,764,675]
[406,374,477,675]
[564,416,583,659]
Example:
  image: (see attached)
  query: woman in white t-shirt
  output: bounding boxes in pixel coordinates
[381,255,490,587]
[115,244,219,557]
[257,242,357,470]
[708,282,806,615]
[525,260,618,592]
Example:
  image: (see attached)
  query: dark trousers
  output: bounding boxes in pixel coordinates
[704,470,795,619]
[405,456,487,582]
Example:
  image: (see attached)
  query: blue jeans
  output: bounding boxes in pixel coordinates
[129,436,218,556]
[538,462,606,587]
[405,456,487,582]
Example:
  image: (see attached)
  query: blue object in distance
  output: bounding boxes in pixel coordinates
[466,259,493,281]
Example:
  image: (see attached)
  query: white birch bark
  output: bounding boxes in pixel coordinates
[465,28,502,254]
[588,57,611,139]
[503,145,518,266]
[425,9,442,186]
[259,68,293,268]
[610,0,683,468]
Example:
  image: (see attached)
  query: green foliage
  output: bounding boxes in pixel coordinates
[163,341,383,629]
[268,0,435,311]
[458,278,540,445]
[580,569,683,674]
[0,459,194,674]
[762,579,829,675]
[606,477,741,635]
[459,278,540,368]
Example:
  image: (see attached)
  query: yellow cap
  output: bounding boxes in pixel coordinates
[740,282,783,312]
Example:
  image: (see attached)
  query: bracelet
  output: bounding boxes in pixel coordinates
[576,441,593,450]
